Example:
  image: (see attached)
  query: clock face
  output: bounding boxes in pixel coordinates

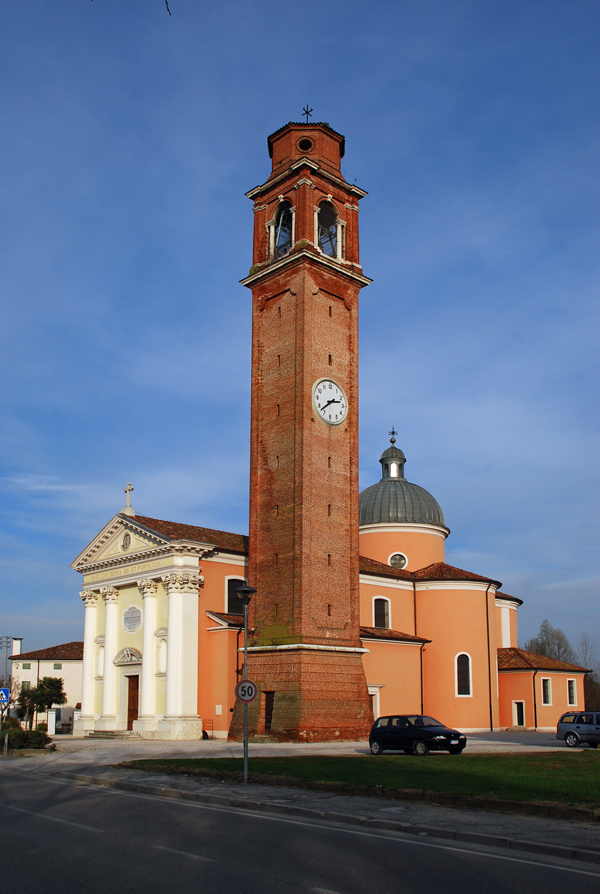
[312,378,348,425]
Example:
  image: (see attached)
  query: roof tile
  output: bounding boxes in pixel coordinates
[497,647,589,673]
[133,515,248,555]
[10,642,83,662]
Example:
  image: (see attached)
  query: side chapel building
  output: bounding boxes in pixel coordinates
[72,122,587,740]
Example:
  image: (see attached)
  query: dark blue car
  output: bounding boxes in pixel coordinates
[369,714,467,756]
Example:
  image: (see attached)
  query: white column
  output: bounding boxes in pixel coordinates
[100,587,119,725]
[160,572,203,739]
[74,590,99,737]
[138,579,158,722]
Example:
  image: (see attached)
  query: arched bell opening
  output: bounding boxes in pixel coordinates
[317,201,338,258]
[270,200,294,260]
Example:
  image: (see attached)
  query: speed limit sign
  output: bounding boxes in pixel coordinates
[235,679,258,703]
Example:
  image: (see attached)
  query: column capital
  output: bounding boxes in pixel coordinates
[161,572,204,594]
[101,586,119,604]
[137,579,159,598]
[80,590,99,607]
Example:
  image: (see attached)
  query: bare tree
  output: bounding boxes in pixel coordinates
[577,633,600,711]
[523,619,577,663]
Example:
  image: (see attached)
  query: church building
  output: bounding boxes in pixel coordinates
[71,121,587,740]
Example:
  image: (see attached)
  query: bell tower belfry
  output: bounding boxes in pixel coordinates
[230,121,372,740]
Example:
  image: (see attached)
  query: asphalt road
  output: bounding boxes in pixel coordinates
[0,771,598,894]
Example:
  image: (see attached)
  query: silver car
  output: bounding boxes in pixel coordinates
[556,712,600,748]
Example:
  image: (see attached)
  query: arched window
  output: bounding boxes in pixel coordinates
[456,653,471,696]
[274,201,293,259]
[318,201,337,257]
[227,578,247,614]
[373,598,390,629]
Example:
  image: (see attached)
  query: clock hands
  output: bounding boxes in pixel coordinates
[321,398,341,410]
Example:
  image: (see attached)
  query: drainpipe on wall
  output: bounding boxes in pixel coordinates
[420,644,424,715]
[532,670,538,730]
[485,584,494,732]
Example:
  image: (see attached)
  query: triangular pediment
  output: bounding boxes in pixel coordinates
[71,514,169,572]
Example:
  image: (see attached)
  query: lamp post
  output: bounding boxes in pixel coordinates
[235,584,256,784]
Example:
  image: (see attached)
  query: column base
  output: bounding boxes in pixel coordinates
[95,716,119,731]
[156,716,203,740]
[72,715,95,738]
[132,717,158,735]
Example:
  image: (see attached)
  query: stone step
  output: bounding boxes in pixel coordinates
[86,731,142,739]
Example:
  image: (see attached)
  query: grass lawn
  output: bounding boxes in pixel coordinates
[123,752,600,810]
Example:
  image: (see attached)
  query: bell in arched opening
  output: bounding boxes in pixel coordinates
[318,201,337,257]
[274,201,293,259]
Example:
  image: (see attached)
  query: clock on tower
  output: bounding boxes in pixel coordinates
[229,121,373,741]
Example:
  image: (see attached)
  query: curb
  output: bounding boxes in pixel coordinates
[49,771,600,867]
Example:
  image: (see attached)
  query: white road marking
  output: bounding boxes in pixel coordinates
[6,773,600,879]
[0,801,105,834]
[153,845,214,862]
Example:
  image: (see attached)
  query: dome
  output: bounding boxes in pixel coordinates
[359,438,446,528]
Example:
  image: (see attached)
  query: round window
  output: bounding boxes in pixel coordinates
[390,553,407,570]
[298,138,314,152]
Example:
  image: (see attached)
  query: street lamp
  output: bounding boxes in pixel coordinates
[235,584,256,783]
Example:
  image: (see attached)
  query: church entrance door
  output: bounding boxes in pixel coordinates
[127,675,139,730]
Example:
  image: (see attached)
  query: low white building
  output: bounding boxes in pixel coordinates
[10,641,83,728]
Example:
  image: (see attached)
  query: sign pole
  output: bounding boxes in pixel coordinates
[243,598,249,784]
[235,585,257,784]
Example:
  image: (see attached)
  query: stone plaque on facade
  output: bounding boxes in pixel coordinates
[123,606,142,632]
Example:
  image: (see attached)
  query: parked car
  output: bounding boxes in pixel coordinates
[369,714,467,756]
[556,712,600,748]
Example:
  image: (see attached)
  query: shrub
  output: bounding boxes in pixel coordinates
[37,722,48,732]
[1,716,21,730]
[6,728,51,749]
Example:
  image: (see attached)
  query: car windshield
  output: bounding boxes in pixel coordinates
[406,715,444,727]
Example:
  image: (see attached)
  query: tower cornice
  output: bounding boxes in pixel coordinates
[246,161,367,201]
[240,248,372,289]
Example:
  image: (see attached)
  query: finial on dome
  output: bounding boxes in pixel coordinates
[388,426,398,445]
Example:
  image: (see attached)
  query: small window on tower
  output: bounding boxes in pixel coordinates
[274,201,293,259]
[318,201,337,257]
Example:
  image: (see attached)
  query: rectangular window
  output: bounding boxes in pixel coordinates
[567,679,576,706]
[21,681,31,691]
[542,678,551,705]
[374,598,389,629]
[53,663,62,670]
[22,663,31,670]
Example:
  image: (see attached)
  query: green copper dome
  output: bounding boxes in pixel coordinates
[359,438,447,529]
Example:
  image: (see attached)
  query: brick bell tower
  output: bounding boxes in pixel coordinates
[230,121,372,741]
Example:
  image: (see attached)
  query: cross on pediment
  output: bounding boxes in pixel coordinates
[123,482,134,508]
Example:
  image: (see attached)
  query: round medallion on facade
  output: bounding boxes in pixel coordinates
[121,532,132,551]
[312,378,348,425]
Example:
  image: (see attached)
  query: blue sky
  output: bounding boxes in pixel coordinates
[1,0,598,656]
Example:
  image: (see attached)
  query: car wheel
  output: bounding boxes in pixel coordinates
[413,739,429,756]
[565,732,579,748]
[370,740,383,755]
[448,747,464,755]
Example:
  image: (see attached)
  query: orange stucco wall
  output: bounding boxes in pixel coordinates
[197,558,247,735]
[359,527,446,571]
[361,640,423,717]
[417,584,499,730]
[498,671,586,729]
[360,578,415,634]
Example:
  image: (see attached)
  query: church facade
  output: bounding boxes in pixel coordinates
[72,122,587,740]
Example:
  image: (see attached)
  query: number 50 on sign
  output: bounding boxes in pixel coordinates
[235,680,258,703]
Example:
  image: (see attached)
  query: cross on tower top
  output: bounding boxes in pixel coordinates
[302,105,313,124]
[388,427,398,444]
